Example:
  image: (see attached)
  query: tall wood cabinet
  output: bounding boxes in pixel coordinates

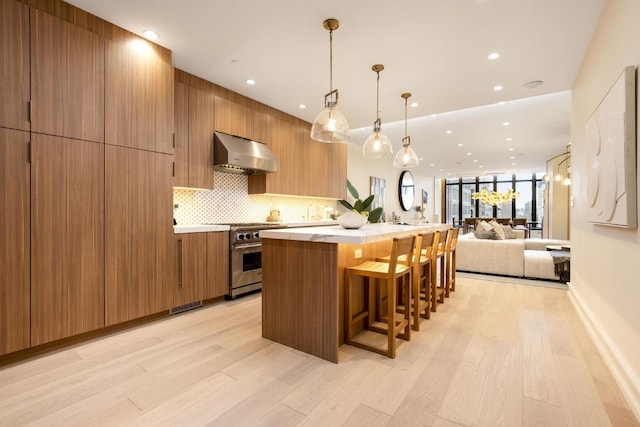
[0,128,30,354]
[105,146,174,326]
[30,8,104,142]
[105,26,174,154]
[0,0,30,131]
[31,134,104,346]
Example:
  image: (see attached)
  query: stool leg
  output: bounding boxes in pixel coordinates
[423,263,431,319]
[450,251,456,293]
[412,266,420,331]
[387,278,396,358]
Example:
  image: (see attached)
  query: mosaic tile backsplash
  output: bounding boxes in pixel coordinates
[174,172,340,225]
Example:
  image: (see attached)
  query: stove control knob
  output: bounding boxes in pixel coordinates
[253,231,260,239]
[237,232,246,240]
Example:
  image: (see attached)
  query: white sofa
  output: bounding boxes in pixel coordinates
[456,231,570,281]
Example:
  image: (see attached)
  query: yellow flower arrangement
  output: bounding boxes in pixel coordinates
[471,188,519,206]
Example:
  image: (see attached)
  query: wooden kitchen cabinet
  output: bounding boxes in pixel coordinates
[214,96,267,142]
[31,134,104,346]
[174,74,215,189]
[30,8,104,142]
[248,121,346,199]
[105,27,173,154]
[173,231,228,306]
[0,128,30,355]
[0,0,30,131]
[105,145,174,326]
[205,231,229,300]
[173,233,207,307]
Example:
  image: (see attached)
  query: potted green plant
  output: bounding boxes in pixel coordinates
[338,179,383,223]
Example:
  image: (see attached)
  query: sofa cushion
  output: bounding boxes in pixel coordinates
[489,220,506,239]
[456,235,525,276]
[524,250,559,280]
[476,220,493,232]
[474,230,499,240]
[501,225,518,239]
[524,238,570,251]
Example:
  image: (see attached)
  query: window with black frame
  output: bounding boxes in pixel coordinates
[444,173,544,227]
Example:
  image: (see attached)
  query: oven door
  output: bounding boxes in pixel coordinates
[230,243,263,291]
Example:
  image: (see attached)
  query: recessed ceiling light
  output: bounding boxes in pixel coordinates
[430,163,434,167]
[419,157,423,161]
[506,137,512,141]
[411,102,419,107]
[479,165,484,168]
[473,159,478,163]
[298,104,306,109]
[498,101,506,106]
[246,79,256,85]
[457,143,463,147]
[488,52,500,60]
[446,130,452,134]
[493,85,503,91]
[512,162,516,166]
[466,152,472,156]
[431,113,438,118]
[142,30,158,40]
[510,156,515,159]
[502,122,510,126]
[508,148,514,151]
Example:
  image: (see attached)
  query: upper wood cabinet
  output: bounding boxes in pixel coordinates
[105,145,174,326]
[174,81,189,186]
[0,128,30,355]
[248,121,346,199]
[214,96,267,142]
[105,27,173,154]
[30,8,104,142]
[0,0,30,131]
[30,134,105,346]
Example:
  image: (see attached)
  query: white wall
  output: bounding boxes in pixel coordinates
[346,143,436,222]
[571,0,640,418]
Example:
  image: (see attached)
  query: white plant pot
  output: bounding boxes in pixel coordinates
[338,211,367,229]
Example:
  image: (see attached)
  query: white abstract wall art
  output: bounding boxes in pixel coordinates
[586,65,637,228]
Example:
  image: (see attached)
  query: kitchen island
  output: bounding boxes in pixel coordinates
[260,222,450,363]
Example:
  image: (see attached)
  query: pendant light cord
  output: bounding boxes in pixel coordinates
[329,29,333,93]
[376,71,380,119]
[404,96,408,144]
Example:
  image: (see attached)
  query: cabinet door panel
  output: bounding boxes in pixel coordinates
[0,128,30,354]
[106,146,174,325]
[106,28,173,153]
[31,9,104,142]
[214,97,247,138]
[205,232,229,299]
[173,233,207,306]
[188,86,214,189]
[0,0,30,131]
[174,81,189,187]
[31,134,104,346]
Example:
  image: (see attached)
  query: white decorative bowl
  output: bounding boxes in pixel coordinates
[338,211,367,229]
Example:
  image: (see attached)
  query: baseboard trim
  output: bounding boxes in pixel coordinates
[568,283,640,421]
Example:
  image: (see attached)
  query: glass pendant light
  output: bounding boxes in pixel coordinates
[393,92,420,168]
[363,64,393,157]
[310,18,349,143]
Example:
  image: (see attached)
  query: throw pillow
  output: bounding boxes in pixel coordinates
[489,220,506,240]
[473,230,499,240]
[501,224,517,239]
[476,220,493,232]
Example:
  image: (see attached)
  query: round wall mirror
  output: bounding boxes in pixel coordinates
[398,170,415,211]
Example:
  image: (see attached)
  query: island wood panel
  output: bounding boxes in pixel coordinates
[262,238,339,362]
[173,233,207,307]
[31,134,104,346]
[31,8,104,142]
[261,237,393,363]
[205,232,229,300]
[105,26,173,154]
[0,128,30,355]
[188,85,215,189]
[105,146,174,325]
[173,81,189,187]
[0,0,30,131]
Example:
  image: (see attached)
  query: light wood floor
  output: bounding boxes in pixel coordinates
[1,277,638,426]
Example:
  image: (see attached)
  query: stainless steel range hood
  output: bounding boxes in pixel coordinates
[213,131,279,175]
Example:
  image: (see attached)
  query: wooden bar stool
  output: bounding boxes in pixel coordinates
[433,229,450,312]
[418,231,440,322]
[345,235,414,358]
[446,228,460,296]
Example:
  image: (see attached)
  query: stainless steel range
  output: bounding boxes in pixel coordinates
[228,223,285,298]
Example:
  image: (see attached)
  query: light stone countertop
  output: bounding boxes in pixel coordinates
[173,224,230,234]
[260,222,450,245]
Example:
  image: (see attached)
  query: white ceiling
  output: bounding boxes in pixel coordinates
[66,0,604,178]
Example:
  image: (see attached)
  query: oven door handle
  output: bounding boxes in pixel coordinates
[233,243,262,250]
